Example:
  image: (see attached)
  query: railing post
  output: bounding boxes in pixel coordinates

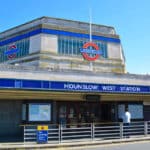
[58,124,61,143]
[23,125,25,143]
[144,121,148,136]
[61,124,63,143]
[91,123,92,140]
[93,123,95,140]
[120,122,123,139]
[91,123,94,140]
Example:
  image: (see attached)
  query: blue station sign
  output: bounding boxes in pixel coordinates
[50,81,150,94]
[37,130,48,143]
[37,125,48,143]
[0,78,149,94]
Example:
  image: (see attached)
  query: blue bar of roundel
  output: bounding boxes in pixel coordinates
[80,48,103,55]
[4,48,19,55]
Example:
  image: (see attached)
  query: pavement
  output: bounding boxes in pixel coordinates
[0,136,150,150]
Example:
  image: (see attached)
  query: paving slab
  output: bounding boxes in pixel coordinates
[0,136,150,150]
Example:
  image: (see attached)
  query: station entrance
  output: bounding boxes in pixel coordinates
[57,101,117,126]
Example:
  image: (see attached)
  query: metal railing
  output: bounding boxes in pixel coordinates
[23,121,150,143]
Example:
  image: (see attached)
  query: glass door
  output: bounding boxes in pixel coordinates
[68,105,78,127]
[59,105,67,127]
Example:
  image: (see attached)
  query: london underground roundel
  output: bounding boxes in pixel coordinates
[80,42,102,61]
[4,44,19,59]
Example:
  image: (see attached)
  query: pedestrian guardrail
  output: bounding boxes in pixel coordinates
[23,121,150,143]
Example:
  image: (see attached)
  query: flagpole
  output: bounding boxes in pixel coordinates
[89,8,92,42]
[89,8,93,71]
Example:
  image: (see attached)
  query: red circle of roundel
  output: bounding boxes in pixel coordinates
[82,42,100,61]
[7,45,17,59]
[9,45,16,49]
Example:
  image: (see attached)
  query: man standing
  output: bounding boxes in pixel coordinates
[123,107,131,138]
[123,107,131,125]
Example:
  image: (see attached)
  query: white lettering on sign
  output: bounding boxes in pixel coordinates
[102,86,116,91]
[120,86,141,92]
[64,84,98,90]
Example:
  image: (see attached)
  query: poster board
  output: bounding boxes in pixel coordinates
[29,103,51,121]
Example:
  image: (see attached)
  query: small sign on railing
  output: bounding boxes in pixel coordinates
[37,125,48,143]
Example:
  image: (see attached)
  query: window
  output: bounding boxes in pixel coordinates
[118,104,125,119]
[58,36,107,58]
[128,104,143,119]
[118,104,143,119]
[0,38,29,62]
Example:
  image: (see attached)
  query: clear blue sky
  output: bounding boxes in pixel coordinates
[0,0,150,74]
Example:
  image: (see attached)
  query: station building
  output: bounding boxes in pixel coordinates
[0,16,150,140]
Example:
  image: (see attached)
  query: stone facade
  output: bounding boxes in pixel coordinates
[0,17,150,141]
[0,16,125,73]
[0,65,149,86]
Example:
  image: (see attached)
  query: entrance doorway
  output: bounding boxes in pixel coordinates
[57,101,116,126]
[101,103,117,122]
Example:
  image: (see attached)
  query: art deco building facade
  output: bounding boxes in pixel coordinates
[0,16,150,140]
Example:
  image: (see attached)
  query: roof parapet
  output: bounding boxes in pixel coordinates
[0,16,117,39]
